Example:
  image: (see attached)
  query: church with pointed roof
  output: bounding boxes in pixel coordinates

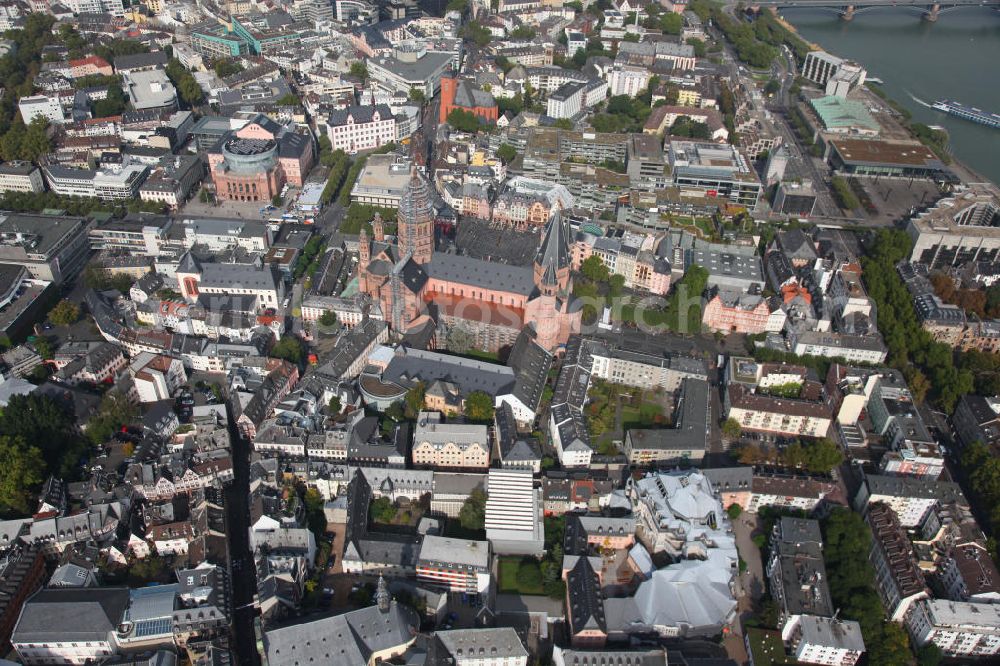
[357,169,581,353]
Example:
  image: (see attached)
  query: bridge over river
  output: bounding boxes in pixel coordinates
[750,0,999,20]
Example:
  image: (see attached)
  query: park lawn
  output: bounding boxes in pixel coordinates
[621,395,666,430]
[745,629,796,666]
[498,557,544,595]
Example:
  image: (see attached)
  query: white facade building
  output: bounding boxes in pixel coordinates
[0,161,45,193]
[44,163,150,200]
[129,352,187,403]
[326,104,397,154]
[485,468,544,556]
[18,95,63,125]
[547,81,585,119]
[907,599,1000,659]
[609,65,651,97]
[784,615,865,666]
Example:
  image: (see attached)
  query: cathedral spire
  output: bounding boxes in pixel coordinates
[375,574,391,613]
[534,210,571,295]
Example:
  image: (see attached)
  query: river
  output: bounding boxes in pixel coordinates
[781,7,1000,186]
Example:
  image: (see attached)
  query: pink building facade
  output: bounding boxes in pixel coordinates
[702,293,785,334]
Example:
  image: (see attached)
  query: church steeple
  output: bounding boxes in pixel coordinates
[375,574,391,613]
[534,210,571,295]
[397,167,434,265]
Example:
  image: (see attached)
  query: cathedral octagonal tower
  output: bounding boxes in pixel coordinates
[397,167,434,265]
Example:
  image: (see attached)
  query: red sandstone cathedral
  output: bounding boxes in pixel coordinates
[358,169,581,353]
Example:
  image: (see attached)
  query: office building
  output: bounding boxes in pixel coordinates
[43,163,150,200]
[0,162,45,193]
[368,42,454,98]
[906,186,1000,268]
[485,468,544,556]
[667,140,762,209]
[17,95,63,125]
[416,535,490,592]
[0,213,90,283]
[547,81,585,119]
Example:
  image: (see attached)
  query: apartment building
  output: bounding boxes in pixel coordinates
[415,535,490,592]
[767,518,832,626]
[547,81,585,119]
[785,615,865,666]
[725,383,832,439]
[866,502,930,621]
[411,412,490,470]
[854,475,965,528]
[906,598,1000,659]
[129,352,187,403]
[435,628,529,665]
[623,378,710,467]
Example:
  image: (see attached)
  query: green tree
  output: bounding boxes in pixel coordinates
[0,436,44,514]
[86,390,139,446]
[271,194,283,207]
[349,62,368,80]
[459,488,487,530]
[464,390,494,423]
[92,83,127,117]
[0,394,86,478]
[32,336,53,360]
[270,336,306,364]
[497,143,517,164]
[460,21,491,48]
[831,176,860,210]
[686,37,707,57]
[722,418,742,441]
[409,88,426,103]
[447,108,481,132]
[328,396,342,414]
[319,310,337,327]
[385,401,405,424]
[727,503,743,520]
[802,438,844,473]
[404,381,426,419]
[20,118,51,162]
[370,496,396,523]
[580,255,610,283]
[48,299,80,326]
[446,0,468,11]
[275,93,300,106]
[303,487,327,535]
[213,58,243,78]
[917,643,942,666]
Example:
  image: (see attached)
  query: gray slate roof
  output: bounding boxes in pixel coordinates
[13,587,129,643]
